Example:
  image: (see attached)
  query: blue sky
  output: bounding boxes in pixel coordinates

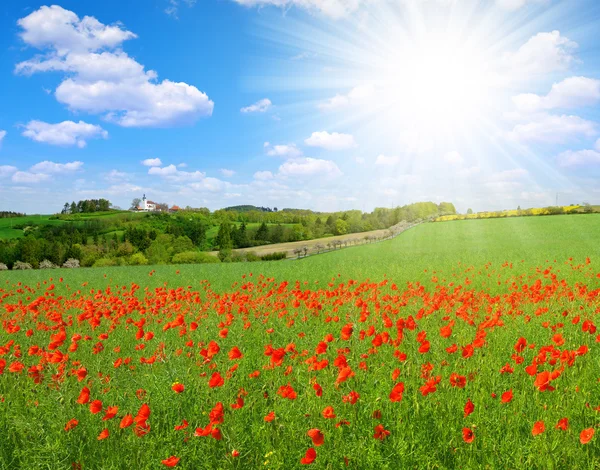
[1,0,600,214]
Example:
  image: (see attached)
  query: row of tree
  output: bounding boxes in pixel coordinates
[61,199,112,214]
[0,211,25,218]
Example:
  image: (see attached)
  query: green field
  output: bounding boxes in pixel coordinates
[4,214,600,292]
[2,214,600,469]
[0,215,66,239]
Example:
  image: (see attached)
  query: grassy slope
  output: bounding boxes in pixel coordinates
[0,215,66,239]
[3,214,600,292]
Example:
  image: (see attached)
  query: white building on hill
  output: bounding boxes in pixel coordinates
[139,194,157,212]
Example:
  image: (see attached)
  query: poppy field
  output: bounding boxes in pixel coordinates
[2,216,600,469]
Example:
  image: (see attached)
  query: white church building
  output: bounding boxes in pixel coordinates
[138,194,157,212]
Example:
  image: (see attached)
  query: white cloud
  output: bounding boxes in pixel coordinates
[278,157,342,177]
[512,77,600,112]
[443,151,464,165]
[318,85,375,111]
[490,168,529,181]
[104,169,128,182]
[22,120,107,147]
[557,149,600,167]
[29,161,84,174]
[375,154,400,165]
[17,5,137,53]
[231,0,365,18]
[148,164,207,182]
[508,114,596,144]
[0,166,17,178]
[457,166,481,178]
[165,0,196,18]
[11,171,51,184]
[189,177,230,192]
[16,5,213,127]
[142,158,163,167]
[264,142,303,158]
[0,130,6,147]
[148,164,179,176]
[496,0,550,10]
[220,169,235,177]
[254,170,274,180]
[241,98,272,113]
[501,31,578,78]
[305,131,357,151]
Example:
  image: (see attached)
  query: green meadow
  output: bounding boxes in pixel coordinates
[3,214,600,292]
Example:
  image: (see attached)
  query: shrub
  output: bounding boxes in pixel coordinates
[13,261,33,270]
[245,252,261,262]
[0,263,7,271]
[62,258,80,268]
[93,258,117,268]
[261,252,287,261]
[172,251,220,265]
[39,259,57,269]
[129,253,149,266]
[218,248,232,263]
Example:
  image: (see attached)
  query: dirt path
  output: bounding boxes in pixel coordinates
[210,222,418,258]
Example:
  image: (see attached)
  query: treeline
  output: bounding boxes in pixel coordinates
[435,205,585,223]
[61,199,111,214]
[0,211,25,218]
[223,205,278,212]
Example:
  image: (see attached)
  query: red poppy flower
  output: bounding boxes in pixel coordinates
[532,421,545,436]
[307,429,324,446]
[64,419,78,431]
[120,414,134,428]
[102,406,118,421]
[300,448,317,465]
[389,382,405,402]
[172,383,184,394]
[161,456,180,467]
[174,419,188,431]
[462,428,474,443]
[322,406,336,419]
[97,429,109,440]
[134,403,151,426]
[580,428,595,444]
[373,424,390,441]
[208,372,224,388]
[264,411,275,422]
[209,402,224,425]
[501,390,513,403]
[77,387,90,405]
[555,418,569,431]
[228,347,243,360]
[89,400,103,414]
[464,399,475,418]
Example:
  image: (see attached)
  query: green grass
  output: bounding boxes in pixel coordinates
[0,214,67,239]
[2,214,600,469]
[4,214,600,292]
[0,214,600,470]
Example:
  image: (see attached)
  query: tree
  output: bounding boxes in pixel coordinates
[130,198,141,210]
[335,219,349,235]
[235,222,249,248]
[256,222,269,241]
[70,201,78,214]
[467,208,473,215]
[216,222,233,250]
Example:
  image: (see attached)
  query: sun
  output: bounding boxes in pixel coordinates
[373,31,495,136]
